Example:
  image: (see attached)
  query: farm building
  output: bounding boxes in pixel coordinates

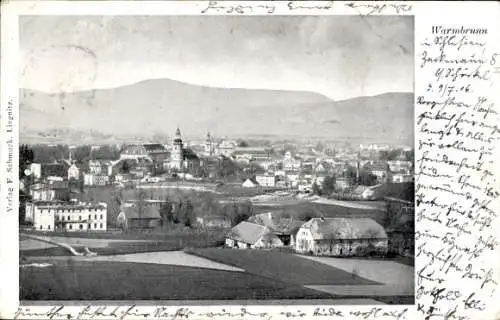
[295,217,387,257]
[225,221,283,249]
[351,184,387,200]
[242,178,258,188]
[248,212,303,246]
[117,203,161,230]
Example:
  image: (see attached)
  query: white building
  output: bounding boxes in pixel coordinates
[283,151,301,171]
[68,163,80,180]
[88,160,102,175]
[387,160,412,173]
[295,217,387,256]
[255,173,276,187]
[84,174,109,186]
[30,163,42,180]
[242,178,258,188]
[216,139,238,157]
[390,173,414,183]
[26,201,107,232]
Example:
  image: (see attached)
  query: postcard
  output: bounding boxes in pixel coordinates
[1,1,499,319]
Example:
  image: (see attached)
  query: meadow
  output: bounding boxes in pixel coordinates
[20,260,332,300]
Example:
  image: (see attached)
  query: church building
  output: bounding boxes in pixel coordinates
[167,128,201,173]
[202,132,215,157]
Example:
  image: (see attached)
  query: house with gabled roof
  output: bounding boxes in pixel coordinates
[225,221,283,249]
[248,212,303,246]
[116,203,161,230]
[242,178,258,188]
[295,217,387,256]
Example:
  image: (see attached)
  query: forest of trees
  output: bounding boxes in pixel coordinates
[312,167,379,196]
[20,144,121,164]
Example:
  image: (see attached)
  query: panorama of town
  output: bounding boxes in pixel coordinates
[19,129,415,304]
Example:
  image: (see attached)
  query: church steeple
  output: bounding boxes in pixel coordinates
[171,127,184,171]
[174,127,183,144]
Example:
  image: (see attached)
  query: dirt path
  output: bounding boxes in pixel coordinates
[26,251,245,272]
[20,233,151,248]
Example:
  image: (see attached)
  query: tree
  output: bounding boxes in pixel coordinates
[184,200,195,227]
[227,200,253,226]
[345,166,358,186]
[322,175,337,195]
[404,149,415,162]
[135,188,147,223]
[159,197,173,227]
[19,144,34,178]
[358,170,378,186]
[312,182,322,196]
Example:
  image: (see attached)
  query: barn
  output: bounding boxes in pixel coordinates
[295,217,387,257]
[225,221,283,249]
[116,203,161,230]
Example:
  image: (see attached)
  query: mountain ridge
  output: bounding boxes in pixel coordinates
[20,78,414,145]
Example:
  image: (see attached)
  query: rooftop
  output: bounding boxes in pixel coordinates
[226,221,273,245]
[300,217,387,240]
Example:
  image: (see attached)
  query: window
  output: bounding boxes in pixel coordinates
[48,225,51,230]
[39,225,42,230]
[69,225,72,230]
[61,216,64,221]
[88,224,91,229]
[67,215,70,221]
[79,224,83,230]
[94,214,97,219]
[94,223,97,228]
[88,214,91,219]
[100,214,103,219]
[100,223,103,228]
[79,216,82,221]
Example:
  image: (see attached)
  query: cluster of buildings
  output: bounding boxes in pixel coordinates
[224,213,390,257]
[225,196,414,257]
[238,149,413,195]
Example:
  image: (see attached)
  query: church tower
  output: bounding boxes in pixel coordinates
[204,131,214,156]
[171,127,184,170]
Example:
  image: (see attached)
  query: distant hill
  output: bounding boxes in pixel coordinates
[20,78,413,145]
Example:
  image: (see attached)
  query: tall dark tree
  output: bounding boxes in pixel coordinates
[19,144,34,178]
[159,197,173,227]
[322,175,337,194]
[312,182,322,196]
[358,170,379,186]
[345,166,358,186]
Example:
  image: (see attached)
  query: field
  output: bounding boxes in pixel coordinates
[253,201,387,225]
[20,231,227,257]
[20,238,413,303]
[20,260,332,300]
[185,248,377,286]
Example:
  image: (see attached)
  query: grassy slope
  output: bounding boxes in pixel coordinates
[20,260,332,300]
[185,248,378,286]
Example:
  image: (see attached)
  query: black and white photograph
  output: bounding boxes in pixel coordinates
[18,14,415,305]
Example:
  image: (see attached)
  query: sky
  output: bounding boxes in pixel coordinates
[20,15,413,101]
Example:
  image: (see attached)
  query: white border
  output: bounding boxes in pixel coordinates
[1,1,499,320]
